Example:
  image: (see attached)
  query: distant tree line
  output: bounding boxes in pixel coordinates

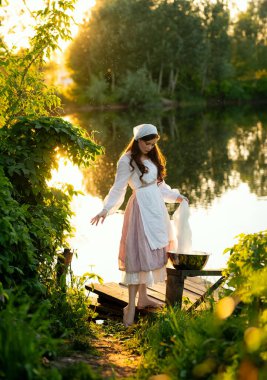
[66,0,267,106]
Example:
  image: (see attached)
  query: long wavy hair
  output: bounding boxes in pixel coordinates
[123,134,166,183]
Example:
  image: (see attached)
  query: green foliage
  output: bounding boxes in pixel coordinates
[0,116,104,374]
[60,362,102,380]
[232,0,267,80]
[0,116,103,291]
[0,116,102,198]
[47,272,103,338]
[0,2,105,378]
[199,0,233,98]
[68,75,111,106]
[117,68,161,107]
[0,1,76,127]
[83,74,110,105]
[67,0,267,105]
[0,291,61,380]
[137,308,247,379]
[223,231,267,305]
[136,231,267,379]
[0,166,38,289]
[0,286,102,380]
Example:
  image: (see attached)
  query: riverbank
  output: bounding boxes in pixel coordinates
[59,96,267,116]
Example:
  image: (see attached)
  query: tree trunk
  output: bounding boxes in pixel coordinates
[171,69,179,95]
[56,248,74,291]
[158,64,163,94]
[168,68,173,94]
[169,68,179,95]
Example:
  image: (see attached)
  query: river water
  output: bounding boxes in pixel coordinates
[53,105,267,283]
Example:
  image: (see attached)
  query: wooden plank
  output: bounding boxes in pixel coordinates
[147,288,166,302]
[184,279,208,295]
[86,282,201,308]
[148,281,202,301]
[187,276,225,312]
[119,282,166,302]
[86,283,128,305]
[167,268,223,276]
[166,267,223,294]
[147,278,208,295]
[185,275,223,295]
[86,282,166,306]
[182,291,199,304]
[150,279,211,297]
[147,282,166,295]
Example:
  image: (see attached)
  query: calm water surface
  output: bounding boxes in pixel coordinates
[60,105,267,282]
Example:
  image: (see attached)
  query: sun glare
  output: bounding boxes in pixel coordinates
[48,156,83,190]
[228,0,249,18]
[1,0,249,52]
[47,156,125,283]
[0,0,96,51]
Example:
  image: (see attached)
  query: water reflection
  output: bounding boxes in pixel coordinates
[53,105,267,281]
[49,159,267,281]
[48,156,124,282]
[227,121,267,197]
[65,105,267,208]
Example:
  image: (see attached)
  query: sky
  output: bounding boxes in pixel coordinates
[0,0,96,53]
[0,0,250,54]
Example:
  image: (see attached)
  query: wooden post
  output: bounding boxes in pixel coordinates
[166,268,224,309]
[56,248,74,290]
[166,268,185,308]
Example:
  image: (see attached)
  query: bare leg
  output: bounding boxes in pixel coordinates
[123,284,138,327]
[137,283,164,309]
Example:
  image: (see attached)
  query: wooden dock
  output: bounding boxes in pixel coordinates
[85,268,224,318]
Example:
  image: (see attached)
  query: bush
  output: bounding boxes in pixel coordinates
[116,67,161,107]
[0,167,38,289]
[0,116,104,376]
[84,74,109,105]
[136,231,267,379]
[0,116,102,292]
[0,291,61,380]
[48,272,102,338]
[0,4,105,378]
[0,287,102,380]
[223,231,267,304]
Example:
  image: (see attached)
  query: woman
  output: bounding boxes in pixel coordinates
[91,123,188,327]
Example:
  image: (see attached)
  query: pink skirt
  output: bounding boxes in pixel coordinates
[118,193,168,285]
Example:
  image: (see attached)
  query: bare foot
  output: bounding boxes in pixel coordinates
[137,296,164,310]
[123,305,135,327]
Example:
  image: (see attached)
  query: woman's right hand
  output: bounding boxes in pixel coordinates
[176,195,189,203]
[90,209,108,226]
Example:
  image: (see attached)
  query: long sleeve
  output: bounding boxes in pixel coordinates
[158,180,180,203]
[103,155,132,214]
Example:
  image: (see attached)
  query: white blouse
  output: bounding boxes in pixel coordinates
[103,153,180,250]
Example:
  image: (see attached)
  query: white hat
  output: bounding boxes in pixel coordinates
[133,124,158,140]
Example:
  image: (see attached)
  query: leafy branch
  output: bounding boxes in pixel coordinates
[0,0,77,127]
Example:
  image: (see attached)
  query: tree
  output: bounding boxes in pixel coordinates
[67,0,206,101]
[198,0,233,97]
[0,3,103,377]
[0,0,103,292]
[67,0,266,104]
[230,0,267,99]
[67,0,154,93]
[0,0,76,127]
